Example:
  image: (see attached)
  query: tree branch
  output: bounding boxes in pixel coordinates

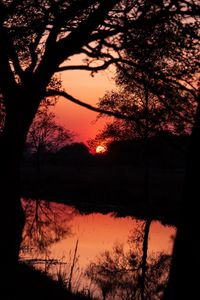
[35,0,119,89]
[8,40,25,80]
[57,59,117,72]
[53,0,120,63]
[117,60,198,99]
[45,89,143,124]
[0,29,18,96]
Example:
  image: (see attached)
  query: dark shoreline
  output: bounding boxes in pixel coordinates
[21,165,183,226]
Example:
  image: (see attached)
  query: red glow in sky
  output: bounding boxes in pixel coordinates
[54,55,115,144]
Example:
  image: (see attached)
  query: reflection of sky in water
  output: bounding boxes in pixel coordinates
[20,199,176,298]
[20,199,176,270]
[52,211,175,268]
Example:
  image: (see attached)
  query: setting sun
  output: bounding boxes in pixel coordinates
[96,145,107,154]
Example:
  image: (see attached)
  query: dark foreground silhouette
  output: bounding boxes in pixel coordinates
[7,263,91,300]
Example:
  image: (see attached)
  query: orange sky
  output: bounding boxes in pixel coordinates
[53,55,116,145]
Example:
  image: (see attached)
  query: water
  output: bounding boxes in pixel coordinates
[20,199,176,299]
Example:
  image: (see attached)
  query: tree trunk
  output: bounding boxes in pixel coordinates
[0,91,40,294]
[163,95,200,299]
[0,136,24,294]
[141,219,151,300]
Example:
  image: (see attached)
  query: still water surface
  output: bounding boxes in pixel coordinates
[20,199,176,298]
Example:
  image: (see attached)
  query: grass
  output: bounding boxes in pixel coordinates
[6,262,94,300]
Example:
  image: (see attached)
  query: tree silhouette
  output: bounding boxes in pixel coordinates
[0,92,5,133]
[86,221,171,300]
[21,199,72,256]
[93,5,199,144]
[91,3,200,298]
[0,1,199,296]
[27,100,74,156]
[57,142,91,165]
[93,82,195,146]
[117,6,200,300]
[0,1,125,291]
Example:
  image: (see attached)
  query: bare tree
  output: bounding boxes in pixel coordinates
[27,101,74,155]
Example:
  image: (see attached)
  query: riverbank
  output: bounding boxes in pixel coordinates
[5,263,92,300]
[21,164,184,225]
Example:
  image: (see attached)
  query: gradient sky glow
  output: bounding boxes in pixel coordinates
[54,56,116,145]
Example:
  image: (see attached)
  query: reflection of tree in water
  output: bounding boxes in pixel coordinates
[21,199,74,255]
[86,221,171,300]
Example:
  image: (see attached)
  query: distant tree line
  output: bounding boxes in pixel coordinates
[23,131,189,169]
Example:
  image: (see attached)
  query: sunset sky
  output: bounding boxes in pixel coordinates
[53,55,116,145]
